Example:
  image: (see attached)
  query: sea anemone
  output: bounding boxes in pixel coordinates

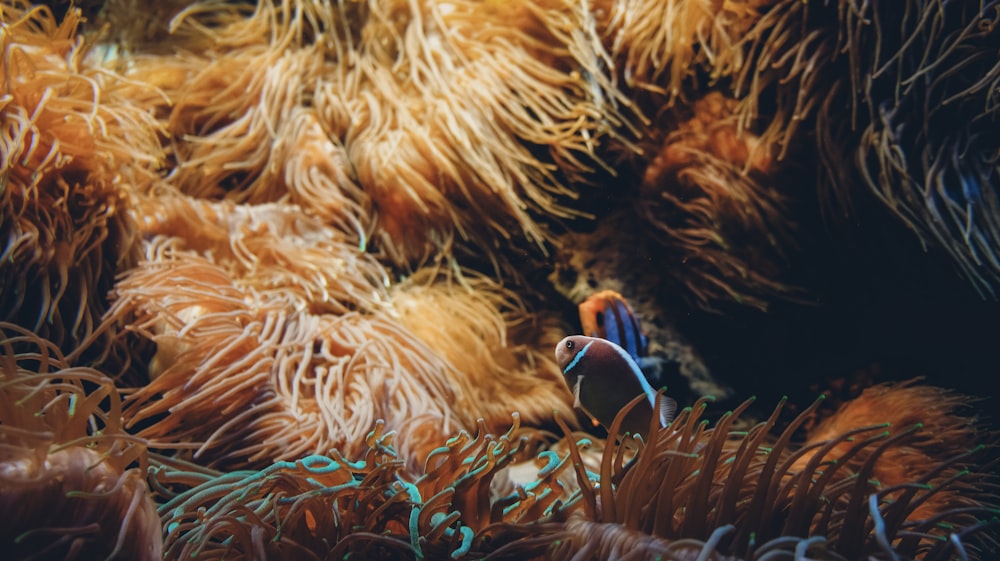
[391,269,576,435]
[3,1,999,560]
[0,322,161,560]
[637,92,793,310]
[734,0,1000,297]
[107,196,461,470]
[554,382,998,560]
[0,1,163,357]
[789,380,992,525]
[150,415,571,560]
[313,0,632,267]
[598,0,764,100]
[114,0,636,271]
[141,379,998,560]
[106,196,573,471]
[150,5,368,233]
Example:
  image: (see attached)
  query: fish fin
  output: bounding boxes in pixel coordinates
[572,376,601,427]
[659,395,678,427]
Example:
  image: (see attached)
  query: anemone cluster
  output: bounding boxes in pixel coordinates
[2,0,999,559]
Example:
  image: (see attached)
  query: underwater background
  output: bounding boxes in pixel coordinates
[2,0,999,559]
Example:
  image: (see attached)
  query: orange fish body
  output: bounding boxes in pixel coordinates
[578,290,648,363]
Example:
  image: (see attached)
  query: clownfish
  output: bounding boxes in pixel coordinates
[579,290,647,360]
[578,290,665,386]
[555,335,677,441]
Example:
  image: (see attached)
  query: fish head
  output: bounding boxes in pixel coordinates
[555,335,592,374]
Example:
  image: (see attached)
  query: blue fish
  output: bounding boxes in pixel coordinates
[578,290,666,386]
[579,290,647,360]
[555,335,677,441]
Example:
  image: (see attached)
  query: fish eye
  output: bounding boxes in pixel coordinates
[565,340,574,350]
